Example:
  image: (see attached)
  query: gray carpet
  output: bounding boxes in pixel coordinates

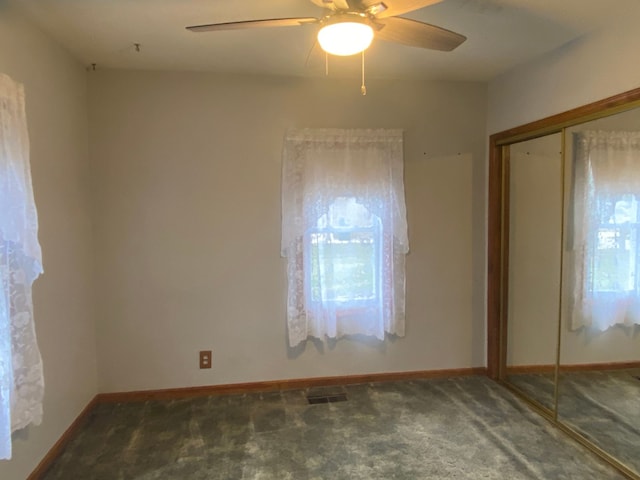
[509,369,640,476]
[507,372,555,411]
[41,376,626,479]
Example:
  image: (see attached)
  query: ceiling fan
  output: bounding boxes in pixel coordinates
[186,0,466,57]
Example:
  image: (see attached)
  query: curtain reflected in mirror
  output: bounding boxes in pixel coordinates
[506,133,563,412]
[558,109,640,476]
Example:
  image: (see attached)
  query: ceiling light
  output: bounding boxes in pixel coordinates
[317,17,374,56]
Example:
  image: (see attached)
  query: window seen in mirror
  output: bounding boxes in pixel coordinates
[592,194,639,292]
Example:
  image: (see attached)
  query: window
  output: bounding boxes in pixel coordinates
[590,194,640,293]
[281,129,408,347]
[570,130,640,330]
[306,197,383,332]
[0,74,44,460]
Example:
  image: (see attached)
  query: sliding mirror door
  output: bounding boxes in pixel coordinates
[489,87,640,480]
[506,134,563,412]
[558,107,640,477]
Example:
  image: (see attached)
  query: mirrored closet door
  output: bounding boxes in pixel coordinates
[505,133,563,413]
[489,88,640,480]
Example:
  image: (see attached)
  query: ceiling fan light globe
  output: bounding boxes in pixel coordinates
[317,22,374,56]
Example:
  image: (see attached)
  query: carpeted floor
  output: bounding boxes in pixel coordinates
[41,376,626,480]
[507,372,556,411]
[510,368,640,476]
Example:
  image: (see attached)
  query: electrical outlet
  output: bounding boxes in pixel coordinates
[199,350,212,369]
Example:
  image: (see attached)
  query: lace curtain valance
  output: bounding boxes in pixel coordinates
[281,128,408,347]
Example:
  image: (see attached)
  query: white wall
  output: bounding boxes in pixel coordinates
[89,70,487,392]
[0,3,96,479]
[488,13,640,134]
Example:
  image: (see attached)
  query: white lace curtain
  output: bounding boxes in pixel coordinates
[0,74,44,460]
[281,128,408,347]
[568,130,640,331]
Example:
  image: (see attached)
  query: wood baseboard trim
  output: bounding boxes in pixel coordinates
[561,361,640,372]
[96,367,488,403]
[506,361,640,375]
[506,364,555,375]
[27,395,99,480]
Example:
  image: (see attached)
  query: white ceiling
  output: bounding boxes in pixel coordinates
[9,0,637,81]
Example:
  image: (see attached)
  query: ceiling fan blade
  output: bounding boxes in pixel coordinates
[375,16,466,51]
[308,0,350,10]
[333,0,352,9]
[187,17,318,33]
[364,0,444,18]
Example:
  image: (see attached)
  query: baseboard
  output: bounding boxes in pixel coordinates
[28,367,486,478]
[506,364,556,375]
[561,361,640,372]
[506,361,640,375]
[27,395,99,480]
[96,367,487,402]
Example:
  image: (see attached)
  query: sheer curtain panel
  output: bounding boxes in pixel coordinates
[569,130,640,331]
[281,128,408,347]
[0,74,44,460]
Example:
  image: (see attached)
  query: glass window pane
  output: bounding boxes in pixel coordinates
[307,197,381,304]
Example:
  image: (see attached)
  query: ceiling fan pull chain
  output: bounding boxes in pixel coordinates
[361,50,367,96]
[325,52,329,76]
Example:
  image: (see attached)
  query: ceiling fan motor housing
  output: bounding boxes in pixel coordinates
[318,12,376,56]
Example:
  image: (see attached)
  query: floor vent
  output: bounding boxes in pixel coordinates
[307,393,348,405]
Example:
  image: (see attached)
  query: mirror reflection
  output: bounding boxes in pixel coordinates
[506,133,563,412]
[558,108,640,475]
[496,92,640,479]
